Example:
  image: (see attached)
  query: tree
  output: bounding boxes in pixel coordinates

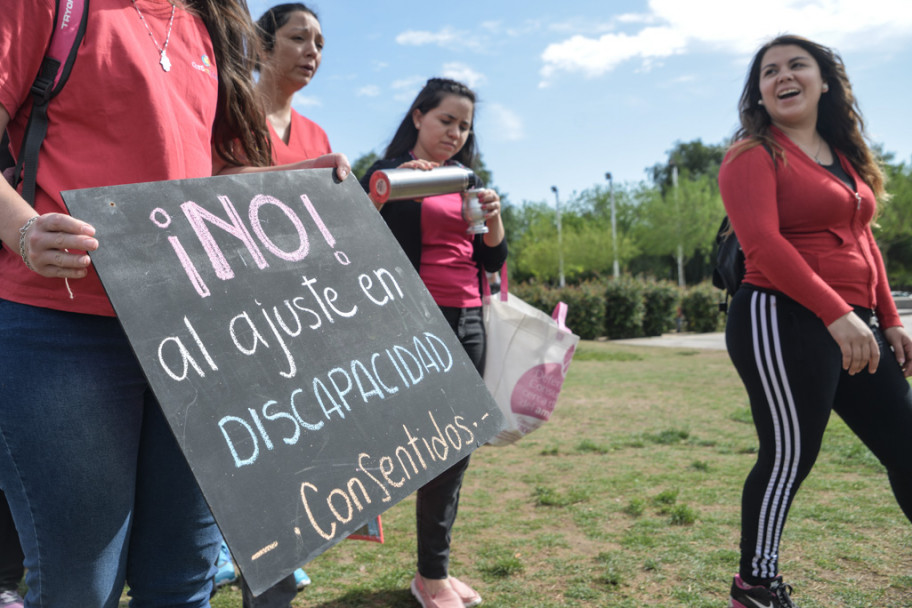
[504,186,640,285]
[876,158,912,287]
[650,139,727,192]
[631,172,724,286]
[631,139,729,284]
[351,151,380,181]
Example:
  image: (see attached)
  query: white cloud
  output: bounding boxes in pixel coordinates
[541,25,687,83]
[291,93,321,108]
[396,26,486,52]
[539,0,912,85]
[480,103,524,142]
[441,63,486,89]
[390,76,428,102]
[357,85,381,97]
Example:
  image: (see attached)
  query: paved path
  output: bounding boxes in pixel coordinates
[612,312,912,351]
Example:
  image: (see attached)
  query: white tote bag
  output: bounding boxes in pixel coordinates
[482,268,579,447]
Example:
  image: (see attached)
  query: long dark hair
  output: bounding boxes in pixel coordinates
[383,78,478,168]
[256,3,319,54]
[186,0,272,167]
[730,34,885,198]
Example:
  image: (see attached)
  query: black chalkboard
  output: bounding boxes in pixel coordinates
[61,169,504,595]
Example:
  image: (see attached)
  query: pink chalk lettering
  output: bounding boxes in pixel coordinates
[181,197,268,281]
[299,194,335,247]
[249,194,310,261]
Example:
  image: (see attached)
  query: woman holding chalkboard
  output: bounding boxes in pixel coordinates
[0,2,290,607]
[360,78,506,608]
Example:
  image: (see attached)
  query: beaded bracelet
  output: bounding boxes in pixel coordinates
[18,215,39,271]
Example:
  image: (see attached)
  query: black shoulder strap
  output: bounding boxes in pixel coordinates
[11,0,89,205]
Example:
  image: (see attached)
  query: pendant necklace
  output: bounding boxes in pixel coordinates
[811,137,825,164]
[131,0,176,72]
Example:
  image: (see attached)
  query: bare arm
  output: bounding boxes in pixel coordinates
[215,152,351,181]
[0,106,97,279]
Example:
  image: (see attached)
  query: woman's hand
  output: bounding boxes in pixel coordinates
[20,213,97,279]
[476,188,501,221]
[476,188,505,247]
[826,311,879,375]
[395,159,439,171]
[293,152,351,181]
[883,325,912,377]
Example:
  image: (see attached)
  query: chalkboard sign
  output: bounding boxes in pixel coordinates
[61,169,504,595]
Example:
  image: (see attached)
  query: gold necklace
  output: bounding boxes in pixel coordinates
[131,0,176,72]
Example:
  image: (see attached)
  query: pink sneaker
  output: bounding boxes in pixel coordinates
[0,589,24,608]
[448,576,482,607]
[410,575,464,608]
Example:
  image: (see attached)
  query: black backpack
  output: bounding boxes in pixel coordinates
[712,143,776,309]
[711,216,744,301]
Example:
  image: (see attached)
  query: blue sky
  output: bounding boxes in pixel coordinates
[246,0,912,206]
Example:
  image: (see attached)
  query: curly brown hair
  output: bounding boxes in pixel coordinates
[729,34,885,198]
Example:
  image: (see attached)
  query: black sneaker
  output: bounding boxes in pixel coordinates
[729,574,798,608]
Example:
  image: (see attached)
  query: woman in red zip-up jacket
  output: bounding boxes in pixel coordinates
[719,35,912,608]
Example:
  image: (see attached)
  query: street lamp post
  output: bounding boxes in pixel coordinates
[551,185,565,287]
[605,172,619,279]
[671,162,684,287]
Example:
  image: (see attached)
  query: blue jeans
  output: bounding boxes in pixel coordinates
[0,300,220,608]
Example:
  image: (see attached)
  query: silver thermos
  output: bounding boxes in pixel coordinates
[369,166,479,204]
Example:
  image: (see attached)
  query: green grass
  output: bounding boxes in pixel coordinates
[139,340,912,607]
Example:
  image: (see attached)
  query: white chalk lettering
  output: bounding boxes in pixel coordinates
[358,268,403,306]
[157,335,207,381]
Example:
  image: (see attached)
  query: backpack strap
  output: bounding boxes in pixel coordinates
[11,0,89,205]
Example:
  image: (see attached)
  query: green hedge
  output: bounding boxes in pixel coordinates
[557,281,607,340]
[642,281,680,337]
[506,278,722,339]
[510,282,606,340]
[604,276,645,339]
[680,283,724,333]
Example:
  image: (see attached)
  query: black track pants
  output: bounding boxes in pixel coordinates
[726,286,912,582]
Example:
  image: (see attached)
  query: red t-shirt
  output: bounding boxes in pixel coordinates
[418,192,481,307]
[268,109,331,165]
[0,0,219,316]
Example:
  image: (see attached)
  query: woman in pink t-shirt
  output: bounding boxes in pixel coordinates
[255,3,332,166]
[360,78,506,608]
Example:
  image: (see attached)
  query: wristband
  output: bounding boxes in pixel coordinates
[18,215,39,271]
